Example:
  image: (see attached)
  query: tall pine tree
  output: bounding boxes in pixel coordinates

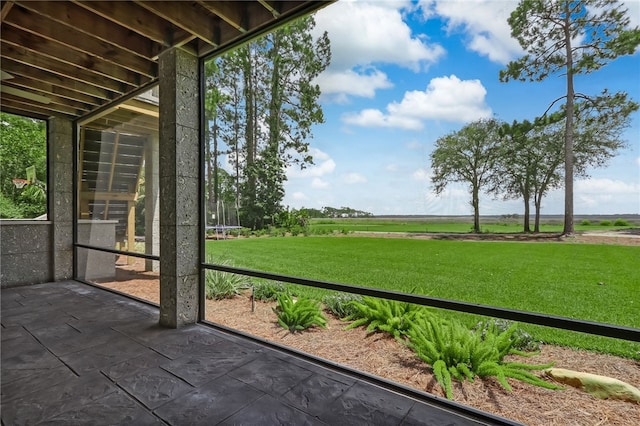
[500,0,640,235]
[204,16,330,229]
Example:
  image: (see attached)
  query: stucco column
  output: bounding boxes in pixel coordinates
[49,117,74,281]
[158,47,200,328]
[145,134,160,272]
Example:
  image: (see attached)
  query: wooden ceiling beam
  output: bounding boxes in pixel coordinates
[5,4,157,78]
[0,104,50,121]
[17,1,161,60]
[4,75,103,106]
[1,94,79,117]
[197,1,248,33]
[1,1,15,20]
[73,0,193,48]
[135,1,237,47]
[2,27,145,87]
[1,43,131,94]
[0,57,116,101]
[1,81,94,112]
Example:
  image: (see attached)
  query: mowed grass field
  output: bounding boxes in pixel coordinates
[308,216,639,234]
[206,235,640,359]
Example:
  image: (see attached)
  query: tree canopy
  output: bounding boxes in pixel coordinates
[430,119,503,233]
[0,112,47,219]
[204,16,330,229]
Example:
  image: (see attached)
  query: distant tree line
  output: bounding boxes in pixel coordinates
[303,206,374,219]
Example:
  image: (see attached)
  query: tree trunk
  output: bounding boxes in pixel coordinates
[522,187,531,233]
[206,127,215,226]
[562,4,575,236]
[243,47,257,229]
[534,194,542,233]
[472,188,480,233]
[522,196,531,232]
[212,118,219,221]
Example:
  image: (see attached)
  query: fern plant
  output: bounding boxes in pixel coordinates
[404,316,561,399]
[204,256,251,300]
[273,294,327,333]
[343,296,424,338]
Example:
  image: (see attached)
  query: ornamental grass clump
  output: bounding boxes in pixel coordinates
[322,292,363,319]
[252,281,289,302]
[273,294,327,333]
[404,316,561,399]
[204,257,251,300]
[343,296,424,338]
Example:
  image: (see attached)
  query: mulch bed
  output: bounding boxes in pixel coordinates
[98,232,640,425]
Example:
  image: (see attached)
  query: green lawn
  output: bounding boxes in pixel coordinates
[205,236,640,358]
[309,218,637,234]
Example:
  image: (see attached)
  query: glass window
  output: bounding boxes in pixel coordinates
[0,112,47,219]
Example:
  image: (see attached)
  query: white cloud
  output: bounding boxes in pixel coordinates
[419,0,523,64]
[287,148,336,178]
[316,68,393,103]
[407,140,424,150]
[343,108,424,130]
[313,1,445,100]
[386,163,399,172]
[573,178,640,213]
[343,172,368,184]
[343,75,492,129]
[575,178,640,194]
[625,1,639,27]
[291,192,308,201]
[636,156,640,167]
[311,178,330,189]
[412,168,431,181]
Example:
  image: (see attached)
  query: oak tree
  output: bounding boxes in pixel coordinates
[430,119,503,233]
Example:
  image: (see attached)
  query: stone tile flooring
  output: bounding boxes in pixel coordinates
[1,281,517,425]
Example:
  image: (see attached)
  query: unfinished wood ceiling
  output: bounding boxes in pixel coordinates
[0,0,328,121]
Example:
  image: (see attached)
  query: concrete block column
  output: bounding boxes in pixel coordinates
[158,47,200,328]
[49,117,73,281]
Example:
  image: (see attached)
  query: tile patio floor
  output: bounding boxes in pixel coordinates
[1,281,518,425]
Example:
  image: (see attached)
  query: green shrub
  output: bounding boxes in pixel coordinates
[273,294,327,333]
[580,219,591,226]
[253,281,288,302]
[599,220,612,226]
[404,316,560,399]
[344,296,424,338]
[322,293,363,318]
[204,256,251,300]
[613,218,629,226]
[0,193,24,219]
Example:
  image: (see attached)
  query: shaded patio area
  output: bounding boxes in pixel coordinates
[1,281,515,425]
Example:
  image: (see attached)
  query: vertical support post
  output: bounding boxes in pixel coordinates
[158,47,200,328]
[127,200,135,264]
[145,134,160,272]
[49,118,74,281]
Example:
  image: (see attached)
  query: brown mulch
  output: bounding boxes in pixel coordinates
[98,232,640,425]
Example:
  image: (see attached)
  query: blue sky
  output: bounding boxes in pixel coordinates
[281,0,640,216]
